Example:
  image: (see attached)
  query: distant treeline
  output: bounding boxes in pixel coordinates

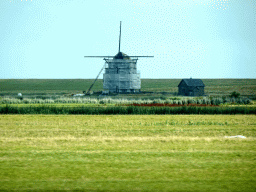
[1,105,255,115]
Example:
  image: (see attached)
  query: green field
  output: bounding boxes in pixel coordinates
[0,115,255,191]
[0,79,255,191]
[1,79,255,97]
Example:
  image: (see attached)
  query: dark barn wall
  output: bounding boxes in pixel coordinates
[178,79,205,96]
[178,86,204,96]
[196,87,204,96]
[192,87,204,96]
[178,80,187,95]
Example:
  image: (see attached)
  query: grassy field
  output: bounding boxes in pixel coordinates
[0,115,255,191]
[0,79,255,97]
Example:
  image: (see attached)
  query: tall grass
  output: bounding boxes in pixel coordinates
[1,105,255,115]
[0,96,252,105]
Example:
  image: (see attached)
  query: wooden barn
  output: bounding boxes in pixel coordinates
[178,78,205,96]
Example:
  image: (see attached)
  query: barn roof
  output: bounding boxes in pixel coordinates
[178,79,205,87]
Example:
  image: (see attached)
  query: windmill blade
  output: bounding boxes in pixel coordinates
[119,21,122,53]
[84,56,154,58]
[134,56,154,57]
[84,56,114,57]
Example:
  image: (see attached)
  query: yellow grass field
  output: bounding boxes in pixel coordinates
[0,115,255,191]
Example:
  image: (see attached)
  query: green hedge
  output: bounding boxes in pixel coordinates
[0,105,255,115]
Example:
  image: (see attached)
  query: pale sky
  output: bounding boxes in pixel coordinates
[0,0,255,79]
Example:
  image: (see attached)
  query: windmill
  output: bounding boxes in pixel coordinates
[84,21,153,94]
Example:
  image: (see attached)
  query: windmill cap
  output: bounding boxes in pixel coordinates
[114,52,131,59]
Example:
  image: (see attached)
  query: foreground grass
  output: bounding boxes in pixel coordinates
[0,115,255,191]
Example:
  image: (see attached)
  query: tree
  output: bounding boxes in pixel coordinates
[230,91,240,98]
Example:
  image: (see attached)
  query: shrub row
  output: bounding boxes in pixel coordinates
[0,97,252,105]
[0,105,255,115]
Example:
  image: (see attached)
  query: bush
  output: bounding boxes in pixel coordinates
[182,99,188,105]
[202,98,211,105]
[187,99,196,104]
[153,99,164,104]
[160,96,167,100]
[230,97,236,103]
[230,91,240,98]
[243,98,252,105]
[211,97,223,105]
[237,98,243,104]
[169,97,181,100]
[223,97,230,104]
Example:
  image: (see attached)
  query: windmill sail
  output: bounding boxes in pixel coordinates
[118,21,121,53]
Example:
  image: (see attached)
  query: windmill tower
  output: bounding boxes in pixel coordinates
[84,21,153,93]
